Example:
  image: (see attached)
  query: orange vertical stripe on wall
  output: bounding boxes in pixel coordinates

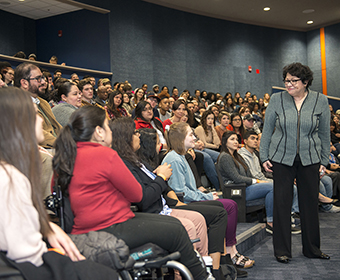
[320,28,327,95]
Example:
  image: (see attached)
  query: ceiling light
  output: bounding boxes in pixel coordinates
[303,9,315,14]
[307,20,314,25]
[19,0,25,2]
[263,7,270,11]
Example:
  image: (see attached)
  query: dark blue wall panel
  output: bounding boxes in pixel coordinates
[78,0,307,97]
[36,10,110,72]
[0,10,36,57]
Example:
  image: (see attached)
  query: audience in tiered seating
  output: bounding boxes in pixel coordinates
[3,58,340,279]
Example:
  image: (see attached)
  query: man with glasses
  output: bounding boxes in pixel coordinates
[14,62,62,149]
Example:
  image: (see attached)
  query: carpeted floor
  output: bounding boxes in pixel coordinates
[243,212,340,280]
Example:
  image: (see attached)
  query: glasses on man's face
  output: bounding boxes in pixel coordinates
[28,75,45,83]
[283,79,301,85]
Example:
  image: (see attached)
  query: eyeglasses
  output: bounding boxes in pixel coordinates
[27,75,45,83]
[283,79,301,85]
[233,118,241,122]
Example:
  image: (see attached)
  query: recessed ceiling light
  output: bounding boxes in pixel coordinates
[307,20,314,25]
[19,0,25,2]
[303,9,315,14]
[263,7,270,11]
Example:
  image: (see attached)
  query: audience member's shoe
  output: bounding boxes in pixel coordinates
[321,205,340,213]
[318,253,330,260]
[291,224,301,234]
[266,223,273,234]
[276,255,291,263]
[334,200,340,207]
[291,212,300,225]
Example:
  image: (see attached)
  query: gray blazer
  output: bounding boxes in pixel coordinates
[260,90,330,167]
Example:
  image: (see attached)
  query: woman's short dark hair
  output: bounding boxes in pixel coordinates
[109,117,141,167]
[56,81,76,102]
[283,62,313,90]
[136,128,159,169]
[53,106,106,195]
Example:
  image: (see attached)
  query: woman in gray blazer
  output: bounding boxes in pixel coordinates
[260,62,330,263]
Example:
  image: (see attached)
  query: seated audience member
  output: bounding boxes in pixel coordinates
[162,122,255,271]
[106,90,128,119]
[179,90,190,102]
[130,87,145,108]
[52,106,212,280]
[163,100,186,131]
[258,98,264,109]
[318,176,340,213]
[242,114,261,138]
[209,105,220,125]
[28,53,37,61]
[13,51,26,58]
[146,93,160,118]
[157,92,171,122]
[83,75,96,89]
[123,83,133,96]
[78,79,95,106]
[218,131,275,234]
[169,96,175,111]
[225,97,235,114]
[141,83,148,94]
[134,101,167,150]
[53,69,62,79]
[171,87,179,100]
[94,85,109,107]
[195,110,221,151]
[186,101,200,128]
[42,70,53,92]
[263,93,270,107]
[14,62,62,149]
[2,67,14,86]
[70,73,79,83]
[0,73,5,88]
[215,111,233,141]
[52,81,82,127]
[122,92,133,114]
[230,113,245,145]
[238,131,301,228]
[0,87,117,279]
[49,55,58,64]
[152,84,159,94]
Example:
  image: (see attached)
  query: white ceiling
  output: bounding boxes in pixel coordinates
[143,0,340,32]
[0,0,109,20]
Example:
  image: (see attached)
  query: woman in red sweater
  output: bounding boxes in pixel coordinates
[53,106,211,280]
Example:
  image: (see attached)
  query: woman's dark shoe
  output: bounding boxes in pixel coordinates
[276,256,291,263]
[318,253,330,260]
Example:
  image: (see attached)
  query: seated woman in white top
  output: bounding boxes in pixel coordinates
[0,87,116,279]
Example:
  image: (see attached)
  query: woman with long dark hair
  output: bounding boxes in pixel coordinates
[130,87,145,108]
[230,113,245,145]
[194,110,221,151]
[0,87,116,279]
[218,130,274,231]
[134,100,167,150]
[53,105,211,280]
[106,90,128,119]
[162,99,186,131]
